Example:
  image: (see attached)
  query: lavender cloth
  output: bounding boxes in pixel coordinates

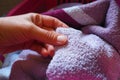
[82,0,120,54]
[44,0,120,55]
[1,0,120,80]
[46,28,120,80]
[43,0,109,28]
[2,27,120,80]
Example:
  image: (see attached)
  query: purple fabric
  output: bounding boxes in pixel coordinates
[43,0,109,29]
[46,28,120,80]
[9,50,50,80]
[43,0,120,54]
[82,0,120,53]
[8,0,120,80]
[43,9,82,28]
[80,0,109,25]
[9,28,120,80]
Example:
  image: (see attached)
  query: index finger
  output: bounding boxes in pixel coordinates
[33,14,69,29]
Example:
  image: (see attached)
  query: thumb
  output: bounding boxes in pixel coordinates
[31,25,68,45]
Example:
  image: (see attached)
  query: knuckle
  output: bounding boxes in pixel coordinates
[46,31,58,42]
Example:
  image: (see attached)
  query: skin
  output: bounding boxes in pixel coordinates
[0,13,68,57]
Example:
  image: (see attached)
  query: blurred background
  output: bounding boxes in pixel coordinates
[0,0,22,16]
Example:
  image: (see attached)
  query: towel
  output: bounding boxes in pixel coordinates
[44,0,120,55]
[46,27,120,80]
[9,28,120,80]
[82,0,120,54]
[43,0,109,28]
[1,0,120,80]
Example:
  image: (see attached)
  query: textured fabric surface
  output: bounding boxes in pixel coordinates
[1,0,120,80]
[82,0,120,54]
[5,28,120,80]
[0,0,95,68]
[44,0,120,55]
[46,28,120,80]
[0,51,20,80]
[9,50,50,80]
[43,0,109,28]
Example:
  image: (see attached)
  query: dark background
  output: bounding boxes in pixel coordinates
[0,0,22,16]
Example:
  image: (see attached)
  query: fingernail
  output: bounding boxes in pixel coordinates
[57,35,67,44]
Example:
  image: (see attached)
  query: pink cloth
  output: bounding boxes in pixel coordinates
[47,27,120,80]
[82,0,120,53]
[4,0,120,80]
[9,27,120,80]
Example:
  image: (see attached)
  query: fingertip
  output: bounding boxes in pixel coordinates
[56,35,68,45]
[47,45,55,57]
[44,44,55,57]
[41,48,49,57]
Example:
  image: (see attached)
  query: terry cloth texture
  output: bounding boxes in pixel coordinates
[82,0,120,54]
[43,0,109,28]
[8,28,120,80]
[44,0,120,55]
[1,0,120,80]
[0,0,95,65]
[46,28,120,80]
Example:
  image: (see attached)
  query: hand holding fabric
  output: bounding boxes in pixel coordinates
[0,13,68,57]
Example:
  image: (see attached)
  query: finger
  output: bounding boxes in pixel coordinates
[0,40,33,54]
[32,14,68,29]
[0,41,49,57]
[44,44,55,57]
[31,26,68,45]
[29,42,49,57]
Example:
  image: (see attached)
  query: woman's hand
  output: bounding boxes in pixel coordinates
[0,13,68,57]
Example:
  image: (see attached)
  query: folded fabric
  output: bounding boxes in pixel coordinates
[8,28,120,80]
[82,0,120,54]
[44,0,120,55]
[1,0,120,80]
[0,51,20,80]
[46,27,120,80]
[9,50,50,80]
[43,0,109,28]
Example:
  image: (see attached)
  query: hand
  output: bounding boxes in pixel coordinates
[0,13,68,57]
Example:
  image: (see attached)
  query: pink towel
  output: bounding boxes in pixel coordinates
[43,0,109,28]
[43,0,120,55]
[46,27,120,80]
[82,0,120,53]
[3,0,120,80]
[9,28,120,80]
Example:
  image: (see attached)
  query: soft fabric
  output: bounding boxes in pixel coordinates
[0,0,95,65]
[0,51,20,80]
[9,50,50,80]
[8,28,120,80]
[43,0,109,28]
[47,28,120,80]
[0,0,120,80]
[82,0,120,54]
